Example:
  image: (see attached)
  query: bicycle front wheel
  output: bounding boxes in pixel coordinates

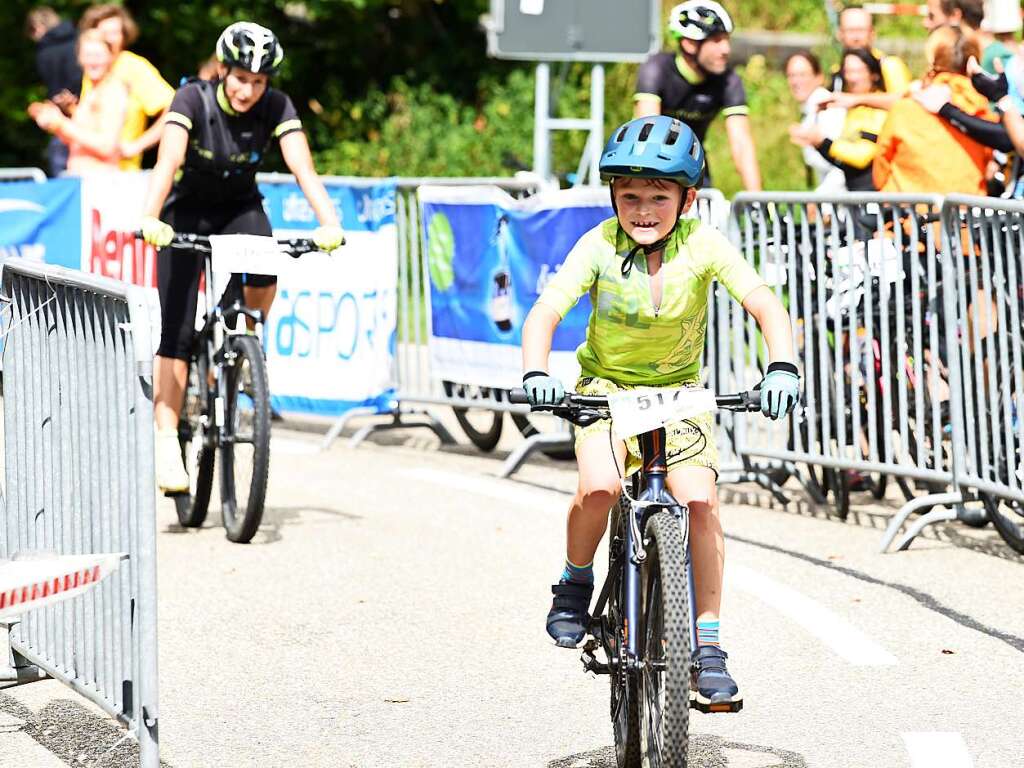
[608,498,640,768]
[638,511,691,768]
[218,334,271,543]
[175,353,214,527]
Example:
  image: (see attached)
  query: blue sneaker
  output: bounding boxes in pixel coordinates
[546,581,593,648]
[692,646,742,710]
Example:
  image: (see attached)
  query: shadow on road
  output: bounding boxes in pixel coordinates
[0,690,170,767]
[161,504,362,545]
[548,733,808,767]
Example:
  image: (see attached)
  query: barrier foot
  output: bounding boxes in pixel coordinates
[879,491,963,553]
[893,507,960,551]
[349,409,456,448]
[498,433,574,479]
[0,622,46,687]
[320,406,380,451]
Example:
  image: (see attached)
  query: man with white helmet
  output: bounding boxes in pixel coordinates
[634,1,761,190]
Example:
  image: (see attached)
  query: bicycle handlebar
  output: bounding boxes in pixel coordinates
[507,387,761,414]
[133,231,319,256]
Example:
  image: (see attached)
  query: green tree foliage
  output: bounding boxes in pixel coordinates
[1,0,929,195]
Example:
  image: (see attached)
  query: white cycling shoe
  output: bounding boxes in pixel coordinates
[155,427,189,494]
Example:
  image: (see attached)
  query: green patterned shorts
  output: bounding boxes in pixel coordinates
[574,376,719,477]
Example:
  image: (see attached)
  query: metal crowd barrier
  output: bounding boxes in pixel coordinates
[0,259,159,766]
[722,193,981,537]
[0,167,46,183]
[880,195,1024,552]
[320,176,548,450]
[321,184,732,476]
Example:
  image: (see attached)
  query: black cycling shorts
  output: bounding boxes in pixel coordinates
[156,198,275,360]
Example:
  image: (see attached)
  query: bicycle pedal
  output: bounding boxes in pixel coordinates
[690,690,743,714]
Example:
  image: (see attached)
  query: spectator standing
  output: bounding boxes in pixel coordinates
[829,7,913,109]
[24,6,82,176]
[874,26,994,193]
[789,48,889,191]
[925,0,985,32]
[978,0,1021,72]
[785,51,847,192]
[79,4,174,170]
[633,1,761,190]
[28,29,127,174]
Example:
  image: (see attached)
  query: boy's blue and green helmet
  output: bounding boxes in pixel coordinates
[599,116,705,188]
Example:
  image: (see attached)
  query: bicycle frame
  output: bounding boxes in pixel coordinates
[194,250,266,447]
[588,426,698,667]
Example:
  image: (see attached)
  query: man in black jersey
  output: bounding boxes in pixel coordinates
[140,22,344,493]
[633,1,761,190]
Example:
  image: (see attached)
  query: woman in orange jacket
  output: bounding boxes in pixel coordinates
[873,25,995,194]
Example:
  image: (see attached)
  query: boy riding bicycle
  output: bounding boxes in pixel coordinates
[520,115,799,706]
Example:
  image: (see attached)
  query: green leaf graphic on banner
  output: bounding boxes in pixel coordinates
[427,213,455,292]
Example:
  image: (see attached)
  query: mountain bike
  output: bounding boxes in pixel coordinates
[510,385,761,767]
[153,232,318,543]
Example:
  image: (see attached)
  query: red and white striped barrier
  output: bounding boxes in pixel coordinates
[0,553,127,621]
[862,3,927,15]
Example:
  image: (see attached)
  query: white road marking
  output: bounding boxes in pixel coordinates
[401,467,570,509]
[727,563,899,666]
[902,733,974,768]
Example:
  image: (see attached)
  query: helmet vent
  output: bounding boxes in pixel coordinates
[689,141,701,161]
[616,126,629,142]
[665,127,680,146]
[638,122,654,142]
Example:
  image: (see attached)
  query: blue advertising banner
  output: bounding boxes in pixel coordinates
[419,186,613,389]
[0,178,81,268]
[258,177,398,416]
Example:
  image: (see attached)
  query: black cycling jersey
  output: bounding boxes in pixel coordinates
[164,78,302,206]
[634,52,749,142]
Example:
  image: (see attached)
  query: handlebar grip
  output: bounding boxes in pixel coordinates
[508,388,529,405]
[717,390,762,411]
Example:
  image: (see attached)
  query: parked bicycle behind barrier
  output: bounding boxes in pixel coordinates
[143,232,321,543]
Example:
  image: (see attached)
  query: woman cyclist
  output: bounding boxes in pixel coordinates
[140,21,345,493]
[520,115,799,708]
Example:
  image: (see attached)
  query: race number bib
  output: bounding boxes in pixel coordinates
[208,234,294,277]
[607,387,718,440]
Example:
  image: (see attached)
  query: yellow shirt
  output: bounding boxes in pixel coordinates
[79,50,175,170]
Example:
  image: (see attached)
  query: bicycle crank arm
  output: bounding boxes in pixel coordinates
[581,641,610,675]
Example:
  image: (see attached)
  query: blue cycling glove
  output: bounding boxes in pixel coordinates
[758,362,801,420]
[523,370,564,406]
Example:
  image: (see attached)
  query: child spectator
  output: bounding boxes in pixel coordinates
[28,29,128,174]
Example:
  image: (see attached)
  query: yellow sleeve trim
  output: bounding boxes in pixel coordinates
[274,118,303,138]
[633,93,662,103]
[722,106,749,117]
[165,112,192,130]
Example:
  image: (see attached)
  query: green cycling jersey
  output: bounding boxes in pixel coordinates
[538,216,764,386]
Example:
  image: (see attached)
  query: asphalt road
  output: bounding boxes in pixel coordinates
[2,411,1023,767]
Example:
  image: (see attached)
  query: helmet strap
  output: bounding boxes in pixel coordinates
[610,179,691,278]
[621,233,673,278]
